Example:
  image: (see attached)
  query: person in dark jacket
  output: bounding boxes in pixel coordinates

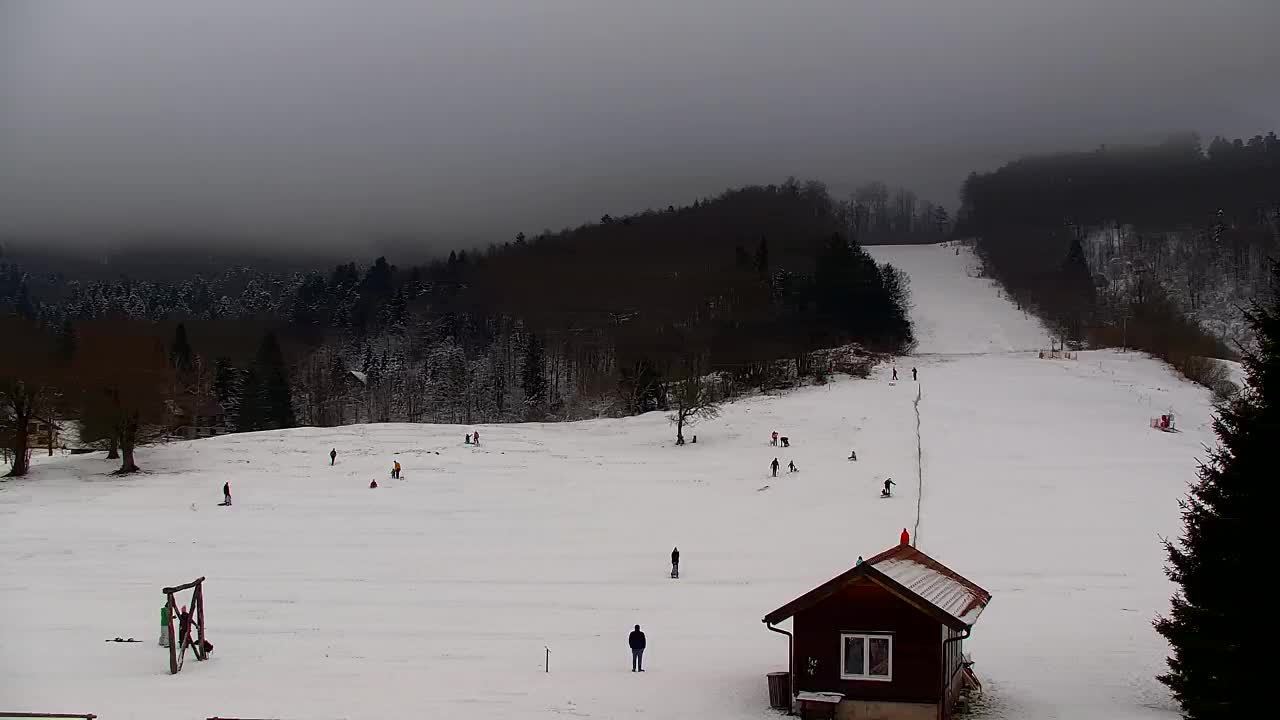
[222,482,231,506]
[330,448,337,466]
[882,478,895,497]
[912,367,918,381]
[671,547,680,577]
[770,458,780,477]
[629,625,646,671]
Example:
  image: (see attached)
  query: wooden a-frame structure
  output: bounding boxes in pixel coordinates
[163,576,207,675]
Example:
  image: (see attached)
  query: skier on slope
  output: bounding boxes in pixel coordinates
[330,448,337,466]
[771,458,780,477]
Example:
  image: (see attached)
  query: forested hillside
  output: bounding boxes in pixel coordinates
[959,132,1280,387]
[2,181,913,471]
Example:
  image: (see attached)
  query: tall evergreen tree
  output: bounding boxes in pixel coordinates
[169,323,193,374]
[1154,262,1276,718]
[521,332,547,418]
[213,357,240,416]
[754,237,770,279]
[254,331,296,429]
[233,367,263,432]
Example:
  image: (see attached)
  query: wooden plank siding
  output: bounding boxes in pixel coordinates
[940,626,967,720]
[792,577,942,705]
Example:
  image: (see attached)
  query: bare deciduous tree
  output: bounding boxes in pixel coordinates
[0,317,58,476]
[73,322,173,474]
[668,375,720,445]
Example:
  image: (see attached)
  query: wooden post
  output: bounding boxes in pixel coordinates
[195,580,206,661]
[165,594,178,675]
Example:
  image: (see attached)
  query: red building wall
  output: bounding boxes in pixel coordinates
[792,577,942,705]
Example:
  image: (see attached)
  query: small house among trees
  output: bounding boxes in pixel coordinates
[763,539,991,720]
[168,397,228,440]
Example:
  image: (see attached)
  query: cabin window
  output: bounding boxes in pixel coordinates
[840,633,893,681]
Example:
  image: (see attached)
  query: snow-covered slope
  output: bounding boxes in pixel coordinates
[0,246,1206,720]
[868,243,1049,354]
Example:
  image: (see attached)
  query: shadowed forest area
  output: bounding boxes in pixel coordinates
[1,181,914,474]
[959,131,1280,391]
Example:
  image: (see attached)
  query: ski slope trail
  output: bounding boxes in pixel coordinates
[1,244,1204,720]
[867,243,1049,354]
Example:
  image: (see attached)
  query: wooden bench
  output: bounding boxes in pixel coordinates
[795,691,843,720]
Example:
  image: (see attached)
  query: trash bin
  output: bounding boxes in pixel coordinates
[767,671,791,710]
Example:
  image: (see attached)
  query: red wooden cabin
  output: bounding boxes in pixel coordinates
[763,539,991,720]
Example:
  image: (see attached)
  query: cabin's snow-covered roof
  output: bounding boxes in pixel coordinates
[349,370,368,384]
[871,552,990,626]
[763,542,991,629]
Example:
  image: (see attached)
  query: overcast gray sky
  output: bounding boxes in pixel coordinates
[2,0,1277,253]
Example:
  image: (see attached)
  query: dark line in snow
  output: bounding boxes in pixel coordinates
[913,383,923,545]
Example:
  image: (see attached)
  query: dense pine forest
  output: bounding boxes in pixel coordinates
[1,181,915,473]
[959,131,1280,390]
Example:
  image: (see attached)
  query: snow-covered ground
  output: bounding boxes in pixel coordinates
[868,243,1049,354]
[1,244,1206,719]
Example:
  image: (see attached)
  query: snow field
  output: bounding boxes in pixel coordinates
[867,243,1049,355]
[1,244,1208,719]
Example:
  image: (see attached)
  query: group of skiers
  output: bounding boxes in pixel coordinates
[890,366,919,382]
[769,457,800,477]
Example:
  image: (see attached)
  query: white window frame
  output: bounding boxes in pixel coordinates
[839,633,893,682]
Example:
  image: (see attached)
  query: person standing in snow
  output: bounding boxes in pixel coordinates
[464,433,472,444]
[222,482,231,506]
[392,460,401,479]
[330,448,337,466]
[900,528,910,545]
[369,480,378,489]
[671,547,680,577]
[788,460,798,473]
[882,478,895,497]
[892,367,898,381]
[771,458,780,477]
[472,430,480,446]
[629,625,647,672]
[912,367,918,381]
